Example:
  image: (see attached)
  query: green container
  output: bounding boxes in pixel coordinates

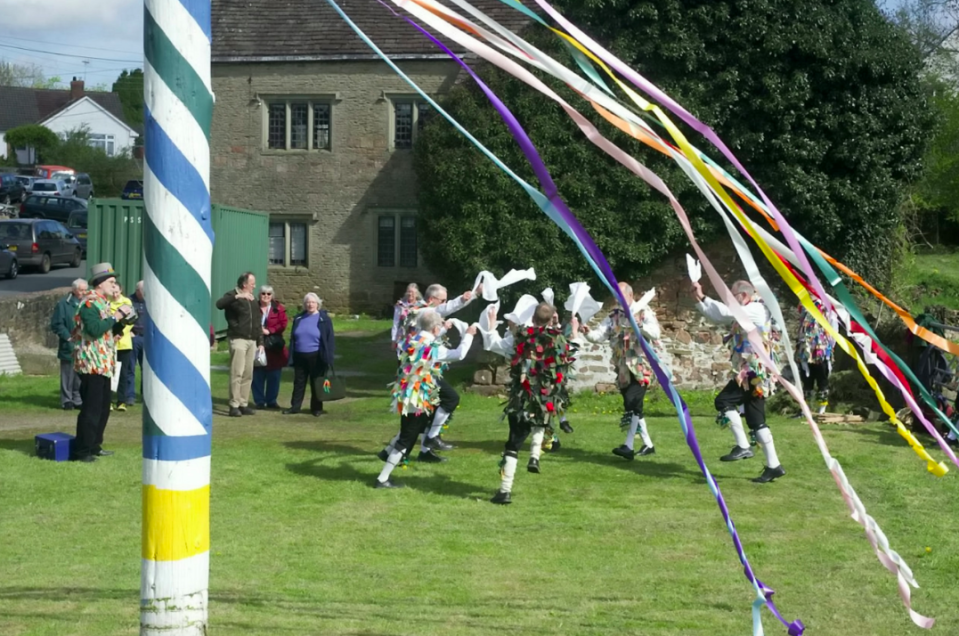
[88,200,268,335]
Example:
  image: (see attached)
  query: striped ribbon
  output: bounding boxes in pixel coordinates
[141,0,213,633]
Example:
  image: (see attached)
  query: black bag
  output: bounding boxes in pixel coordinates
[264,333,285,352]
[312,366,347,401]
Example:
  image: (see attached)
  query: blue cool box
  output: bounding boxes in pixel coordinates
[35,433,74,462]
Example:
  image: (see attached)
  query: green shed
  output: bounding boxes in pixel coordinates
[87,199,269,335]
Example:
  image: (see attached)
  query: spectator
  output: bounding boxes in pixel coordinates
[110,283,135,411]
[131,280,148,396]
[215,272,263,417]
[210,324,216,350]
[50,278,87,410]
[283,293,335,417]
[252,285,288,409]
[72,262,131,462]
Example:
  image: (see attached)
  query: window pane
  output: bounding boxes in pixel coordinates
[268,103,286,149]
[399,217,417,268]
[268,222,286,265]
[417,102,434,134]
[290,103,308,150]
[377,216,395,267]
[393,102,413,149]
[313,103,331,150]
[290,223,307,266]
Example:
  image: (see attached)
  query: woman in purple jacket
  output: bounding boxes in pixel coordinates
[283,293,335,416]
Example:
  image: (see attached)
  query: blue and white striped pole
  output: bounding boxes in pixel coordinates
[141,0,214,633]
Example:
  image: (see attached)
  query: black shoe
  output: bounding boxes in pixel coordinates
[720,446,754,462]
[417,450,448,463]
[97,450,115,457]
[76,455,97,463]
[255,403,266,410]
[527,457,540,473]
[375,479,405,489]
[61,403,75,411]
[282,408,300,415]
[612,445,636,461]
[377,449,390,462]
[312,410,326,417]
[559,420,574,434]
[229,407,242,417]
[240,406,256,416]
[491,490,512,504]
[547,439,562,452]
[752,465,786,483]
[424,436,454,451]
[267,403,281,410]
[637,445,656,456]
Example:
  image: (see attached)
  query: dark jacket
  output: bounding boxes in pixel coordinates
[50,292,80,361]
[131,293,148,336]
[289,309,335,367]
[215,288,262,344]
[262,301,289,370]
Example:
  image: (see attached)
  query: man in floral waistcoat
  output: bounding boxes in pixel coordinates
[71,262,132,462]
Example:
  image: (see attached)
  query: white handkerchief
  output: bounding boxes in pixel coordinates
[504,294,539,326]
[448,318,469,336]
[478,300,501,349]
[471,268,537,302]
[542,287,554,307]
[630,288,655,314]
[686,253,702,282]
[565,282,602,324]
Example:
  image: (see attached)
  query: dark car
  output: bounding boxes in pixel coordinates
[0,219,82,273]
[0,243,16,279]
[121,179,144,200]
[19,194,88,224]
[67,208,88,256]
[0,173,25,205]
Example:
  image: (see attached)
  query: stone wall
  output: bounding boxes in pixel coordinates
[0,288,69,375]
[211,60,462,315]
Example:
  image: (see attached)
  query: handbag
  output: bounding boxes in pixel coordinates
[264,333,285,352]
[254,347,267,367]
[312,365,347,401]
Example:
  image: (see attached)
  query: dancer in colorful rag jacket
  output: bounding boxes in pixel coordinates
[375,309,476,487]
[691,279,785,483]
[391,283,425,353]
[582,282,662,460]
[485,302,576,505]
[795,299,838,416]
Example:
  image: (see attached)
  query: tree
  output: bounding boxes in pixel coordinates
[0,60,47,87]
[414,0,934,292]
[113,69,144,127]
[44,127,141,197]
[4,124,59,162]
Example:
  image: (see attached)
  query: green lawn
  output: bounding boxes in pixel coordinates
[1,325,958,635]
[898,250,959,313]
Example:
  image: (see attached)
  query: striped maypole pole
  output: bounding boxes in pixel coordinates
[141,0,214,633]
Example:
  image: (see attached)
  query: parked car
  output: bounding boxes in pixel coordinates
[121,179,144,200]
[35,165,74,180]
[66,208,88,256]
[0,173,26,204]
[72,173,94,199]
[15,175,38,194]
[31,178,74,198]
[19,195,88,224]
[0,243,16,279]
[0,218,82,273]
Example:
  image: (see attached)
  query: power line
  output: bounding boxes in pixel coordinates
[0,42,140,64]
[0,34,141,56]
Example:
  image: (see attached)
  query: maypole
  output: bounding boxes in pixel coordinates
[141,0,214,633]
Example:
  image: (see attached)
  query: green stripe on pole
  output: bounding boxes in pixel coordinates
[144,9,214,139]
[143,212,210,329]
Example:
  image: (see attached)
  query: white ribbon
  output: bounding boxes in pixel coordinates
[686,253,702,282]
[471,267,537,301]
[565,281,602,323]
[504,294,539,326]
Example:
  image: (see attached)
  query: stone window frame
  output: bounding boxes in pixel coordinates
[260,94,339,153]
[385,93,434,151]
[268,216,310,268]
[374,208,418,269]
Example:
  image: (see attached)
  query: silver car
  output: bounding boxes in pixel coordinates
[73,173,94,199]
[31,179,74,198]
[15,175,38,194]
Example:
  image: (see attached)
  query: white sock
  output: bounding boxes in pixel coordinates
[530,427,545,460]
[637,417,653,448]
[500,454,518,493]
[384,432,400,455]
[948,430,958,442]
[725,410,750,449]
[624,415,639,450]
[560,415,568,423]
[428,407,451,439]
[755,428,780,469]
[377,449,404,483]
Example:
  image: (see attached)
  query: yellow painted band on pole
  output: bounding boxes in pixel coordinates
[142,485,211,561]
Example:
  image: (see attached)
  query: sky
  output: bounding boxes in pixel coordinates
[0,0,143,90]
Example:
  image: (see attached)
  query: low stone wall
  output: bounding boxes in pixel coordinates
[0,288,69,375]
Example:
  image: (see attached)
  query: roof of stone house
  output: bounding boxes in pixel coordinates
[212,0,536,61]
[0,85,128,131]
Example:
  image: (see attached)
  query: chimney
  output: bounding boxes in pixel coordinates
[70,77,84,100]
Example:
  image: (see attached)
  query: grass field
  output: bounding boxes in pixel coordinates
[1,320,958,635]
[899,250,959,313]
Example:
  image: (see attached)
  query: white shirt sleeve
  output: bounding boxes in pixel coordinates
[435,333,475,363]
[639,311,661,340]
[696,297,735,326]
[484,330,515,359]
[585,317,612,343]
[435,294,472,318]
[743,301,769,331]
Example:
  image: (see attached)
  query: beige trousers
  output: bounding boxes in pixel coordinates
[228,338,256,408]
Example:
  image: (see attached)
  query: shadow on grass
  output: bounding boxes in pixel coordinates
[0,439,37,456]
[557,446,704,480]
[832,423,904,447]
[0,393,62,411]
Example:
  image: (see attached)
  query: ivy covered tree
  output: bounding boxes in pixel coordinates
[414,0,934,292]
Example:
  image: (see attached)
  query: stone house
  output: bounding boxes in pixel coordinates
[210,0,529,313]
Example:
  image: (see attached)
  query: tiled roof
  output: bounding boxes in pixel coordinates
[212,0,535,60]
[0,86,130,131]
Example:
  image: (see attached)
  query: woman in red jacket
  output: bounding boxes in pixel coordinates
[252,285,289,409]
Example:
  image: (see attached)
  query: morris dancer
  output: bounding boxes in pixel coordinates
[376,309,477,487]
[391,283,425,353]
[484,302,576,504]
[691,279,785,483]
[796,299,837,416]
[581,282,662,461]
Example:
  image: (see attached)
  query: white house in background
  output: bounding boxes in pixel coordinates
[0,78,138,163]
